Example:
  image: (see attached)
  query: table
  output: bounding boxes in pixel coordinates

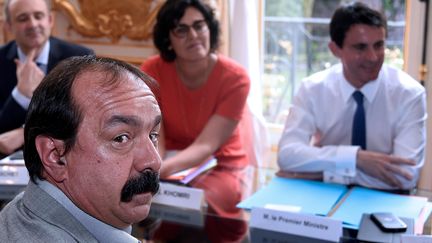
[131,202,362,242]
[130,167,432,242]
[1,167,431,242]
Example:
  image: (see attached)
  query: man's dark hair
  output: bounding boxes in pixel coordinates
[330,2,387,48]
[153,0,220,62]
[24,55,159,183]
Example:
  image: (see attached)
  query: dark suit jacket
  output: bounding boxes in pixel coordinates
[0,181,98,242]
[0,37,94,133]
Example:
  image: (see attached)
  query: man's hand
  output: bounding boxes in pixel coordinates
[0,127,24,155]
[276,170,323,181]
[15,49,45,98]
[356,150,416,188]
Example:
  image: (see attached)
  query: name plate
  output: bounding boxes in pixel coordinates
[152,182,204,210]
[250,207,342,242]
[0,159,29,185]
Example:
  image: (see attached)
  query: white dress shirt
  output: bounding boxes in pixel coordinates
[277,63,426,190]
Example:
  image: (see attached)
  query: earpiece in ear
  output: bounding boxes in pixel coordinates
[58,156,67,165]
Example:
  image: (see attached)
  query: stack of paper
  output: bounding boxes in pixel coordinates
[0,150,29,185]
[164,157,217,185]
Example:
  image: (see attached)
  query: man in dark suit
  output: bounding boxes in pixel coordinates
[0,0,93,156]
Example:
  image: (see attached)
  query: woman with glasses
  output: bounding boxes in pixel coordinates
[141,0,251,221]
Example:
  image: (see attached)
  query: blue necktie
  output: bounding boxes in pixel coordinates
[36,62,47,74]
[352,91,366,150]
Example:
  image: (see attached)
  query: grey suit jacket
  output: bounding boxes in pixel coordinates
[0,181,98,242]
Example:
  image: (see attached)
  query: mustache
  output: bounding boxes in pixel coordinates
[120,170,160,202]
[25,27,42,35]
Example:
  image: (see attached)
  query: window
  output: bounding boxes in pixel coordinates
[261,0,406,124]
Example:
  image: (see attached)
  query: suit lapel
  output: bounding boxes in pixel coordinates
[47,37,62,72]
[5,41,18,62]
[22,181,97,242]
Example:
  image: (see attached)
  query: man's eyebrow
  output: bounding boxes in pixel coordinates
[105,115,141,128]
[16,13,29,19]
[374,40,385,45]
[16,10,44,17]
[154,115,162,128]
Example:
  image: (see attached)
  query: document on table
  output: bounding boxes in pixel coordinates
[238,177,430,229]
[330,186,428,229]
[237,177,348,216]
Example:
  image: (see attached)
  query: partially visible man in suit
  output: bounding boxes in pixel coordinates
[0,0,93,156]
[0,56,162,242]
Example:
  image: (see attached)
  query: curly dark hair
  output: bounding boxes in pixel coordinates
[153,0,220,62]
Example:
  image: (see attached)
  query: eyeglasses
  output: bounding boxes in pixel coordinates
[171,20,208,38]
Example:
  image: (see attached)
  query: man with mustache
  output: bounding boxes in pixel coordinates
[0,56,162,242]
[0,0,93,157]
[277,2,426,191]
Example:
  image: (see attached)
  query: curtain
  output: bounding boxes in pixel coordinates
[229,0,271,172]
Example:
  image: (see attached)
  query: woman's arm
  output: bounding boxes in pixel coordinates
[160,114,237,178]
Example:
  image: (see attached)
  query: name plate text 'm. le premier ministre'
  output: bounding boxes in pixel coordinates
[250,207,343,242]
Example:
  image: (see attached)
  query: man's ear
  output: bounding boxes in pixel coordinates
[35,135,68,183]
[328,41,341,58]
[48,12,54,29]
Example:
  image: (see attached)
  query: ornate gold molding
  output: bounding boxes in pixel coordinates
[52,0,163,43]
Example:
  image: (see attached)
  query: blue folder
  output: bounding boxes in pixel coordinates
[238,177,429,229]
[237,177,348,216]
[330,186,428,229]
